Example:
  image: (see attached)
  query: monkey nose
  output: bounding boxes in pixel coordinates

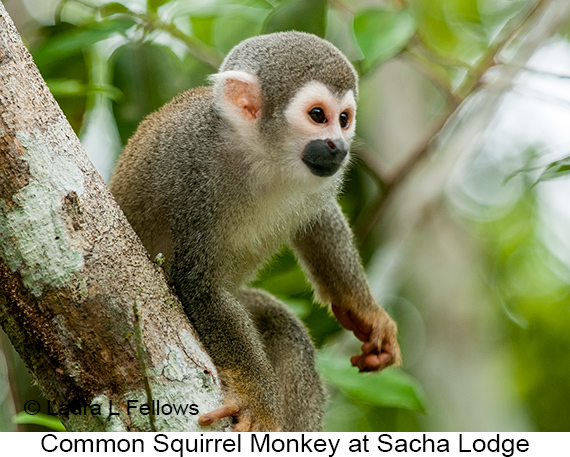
[302,138,349,177]
[322,139,349,165]
[326,139,348,155]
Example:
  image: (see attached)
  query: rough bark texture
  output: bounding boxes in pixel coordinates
[0,3,230,431]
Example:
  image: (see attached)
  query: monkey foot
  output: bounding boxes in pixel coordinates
[199,401,279,432]
[198,401,240,428]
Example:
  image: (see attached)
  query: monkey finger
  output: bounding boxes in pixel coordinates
[383,340,403,366]
[362,353,383,371]
[369,340,397,367]
[361,341,378,355]
[350,354,366,370]
[350,353,379,371]
[376,351,394,367]
[352,350,396,372]
[350,355,365,372]
[198,403,240,426]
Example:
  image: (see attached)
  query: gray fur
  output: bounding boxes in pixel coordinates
[220,32,358,127]
[110,32,383,431]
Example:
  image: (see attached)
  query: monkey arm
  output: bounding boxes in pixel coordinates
[292,202,402,371]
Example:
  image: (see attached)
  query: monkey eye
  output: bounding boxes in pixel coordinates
[339,112,350,129]
[309,108,327,124]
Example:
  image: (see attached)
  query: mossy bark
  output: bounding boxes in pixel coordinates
[0,3,229,432]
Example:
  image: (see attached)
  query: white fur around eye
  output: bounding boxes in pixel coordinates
[284,81,356,142]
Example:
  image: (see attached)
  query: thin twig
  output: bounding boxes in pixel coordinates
[148,19,223,70]
[456,0,547,99]
[400,50,462,107]
[406,37,473,71]
[355,106,454,239]
[329,0,356,15]
[354,141,390,193]
[497,61,570,80]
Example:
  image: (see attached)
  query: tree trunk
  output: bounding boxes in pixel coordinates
[0,2,229,432]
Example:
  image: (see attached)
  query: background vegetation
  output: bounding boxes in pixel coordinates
[2,0,570,432]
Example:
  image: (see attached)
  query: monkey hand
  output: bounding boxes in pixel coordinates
[331,304,402,372]
[198,373,283,431]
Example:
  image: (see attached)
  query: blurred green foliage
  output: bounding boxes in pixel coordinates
[477,189,570,431]
[3,0,570,432]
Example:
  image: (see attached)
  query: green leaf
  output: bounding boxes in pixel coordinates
[33,19,136,68]
[354,8,417,73]
[254,266,310,296]
[13,412,66,431]
[46,78,88,97]
[99,2,132,17]
[411,0,490,64]
[111,42,211,144]
[318,350,427,413]
[282,297,312,319]
[46,79,123,101]
[191,16,216,47]
[214,14,264,54]
[147,0,170,12]
[263,0,327,36]
[537,156,570,182]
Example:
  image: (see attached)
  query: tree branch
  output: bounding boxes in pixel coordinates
[0,3,229,432]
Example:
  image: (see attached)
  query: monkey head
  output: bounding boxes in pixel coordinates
[209,32,358,186]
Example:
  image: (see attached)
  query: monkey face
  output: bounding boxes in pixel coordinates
[211,70,357,187]
[283,81,356,180]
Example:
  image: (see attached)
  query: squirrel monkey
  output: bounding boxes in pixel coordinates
[110,31,401,432]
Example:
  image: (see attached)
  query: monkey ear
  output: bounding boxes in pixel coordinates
[210,71,262,121]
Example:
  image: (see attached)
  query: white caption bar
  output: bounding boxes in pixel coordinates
[2,432,568,456]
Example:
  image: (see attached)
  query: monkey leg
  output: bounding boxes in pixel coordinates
[236,288,326,432]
